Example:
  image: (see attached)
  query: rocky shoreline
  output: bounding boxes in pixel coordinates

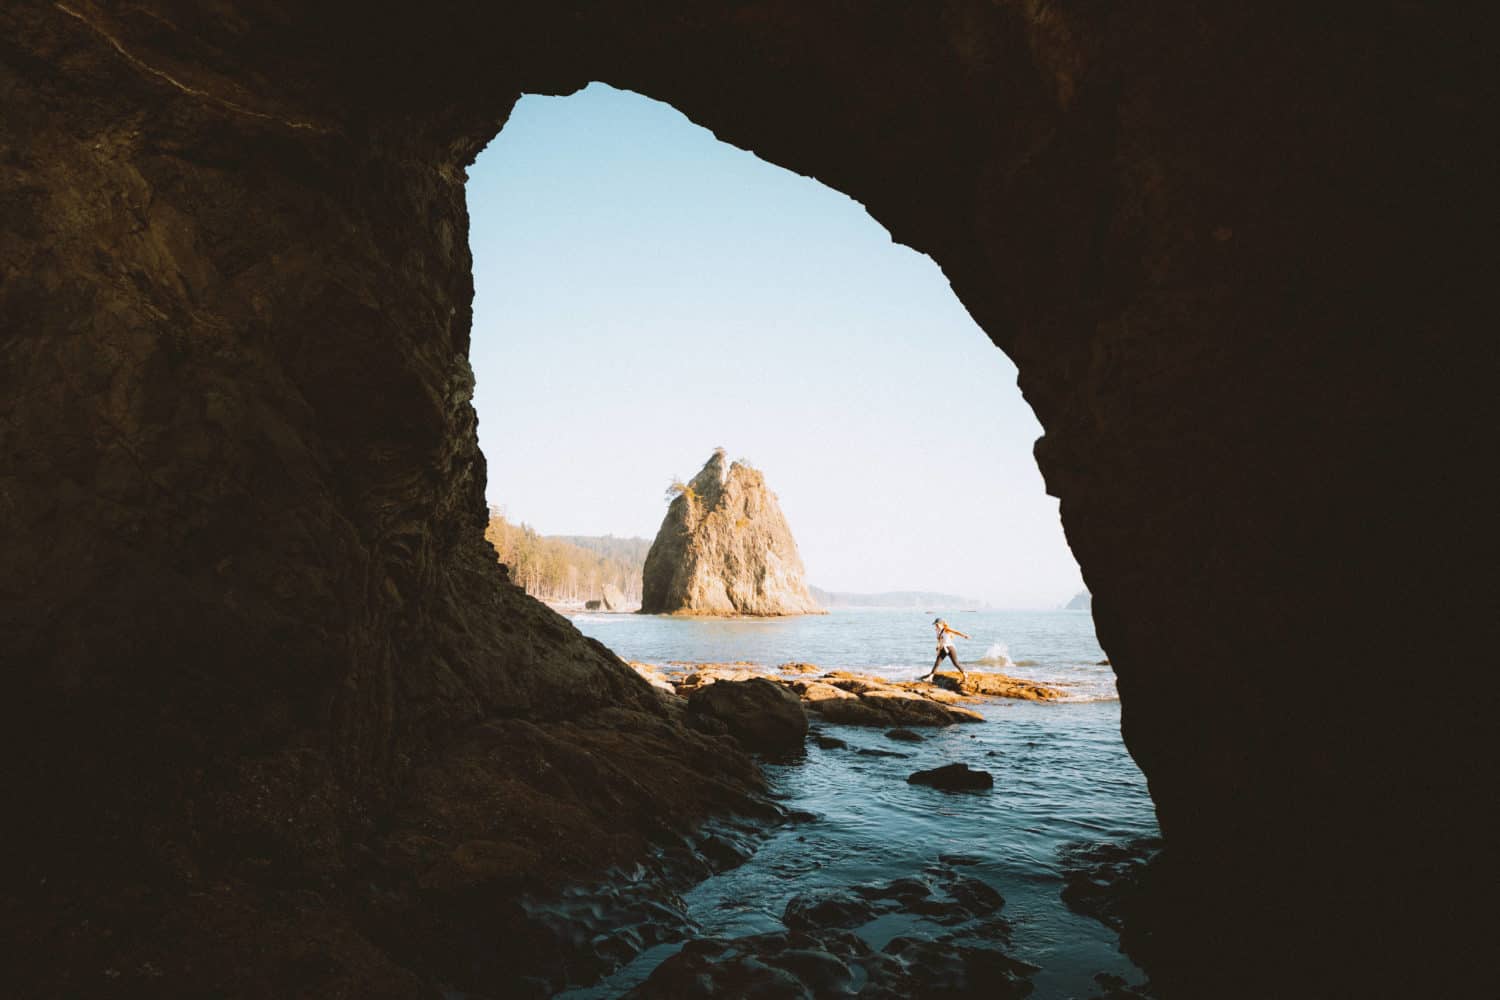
[632,660,1066,732]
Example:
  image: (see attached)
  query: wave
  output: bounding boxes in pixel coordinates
[974,642,1013,667]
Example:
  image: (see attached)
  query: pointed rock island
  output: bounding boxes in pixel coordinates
[641,449,824,616]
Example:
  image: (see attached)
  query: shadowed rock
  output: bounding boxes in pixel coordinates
[630,870,1029,998]
[687,678,808,753]
[908,764,995,792]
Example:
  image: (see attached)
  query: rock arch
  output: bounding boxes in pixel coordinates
[1,2,1485,994]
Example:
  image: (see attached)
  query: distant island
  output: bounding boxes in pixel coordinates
[1064,590,1092,611]
[641,449,823,616]
[809,586,990,610]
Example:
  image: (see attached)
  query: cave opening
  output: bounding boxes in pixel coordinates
[461,83,1158,995]
[5,3,1477,994]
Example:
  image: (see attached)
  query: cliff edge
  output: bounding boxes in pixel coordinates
[641,450,823,616]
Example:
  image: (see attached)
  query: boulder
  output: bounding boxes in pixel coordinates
[640,450,823,616]
[908,764,994,792]
[687,678,807,753]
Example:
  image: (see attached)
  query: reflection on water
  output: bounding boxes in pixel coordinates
[561,610,1158,999]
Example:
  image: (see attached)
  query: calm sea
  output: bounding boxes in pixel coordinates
[562,608,1158,999]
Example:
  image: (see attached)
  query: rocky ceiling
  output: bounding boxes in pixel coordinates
[0,1,1486,995]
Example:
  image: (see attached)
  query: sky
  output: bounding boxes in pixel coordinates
[467,84,1084,608]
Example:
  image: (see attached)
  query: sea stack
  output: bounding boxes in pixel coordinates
[641,450,823,616]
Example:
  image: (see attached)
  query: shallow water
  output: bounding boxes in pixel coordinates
[561,609,1157,998]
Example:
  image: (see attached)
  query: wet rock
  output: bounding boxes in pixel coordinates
[811,733,848,750]
[931,671,1064,701]
[943,875,1006,919]
[881,937,1036,998]
[782,891,880,932]
[907,764,994,791]
[687,678,808,753]
[855,876,932,906]
[629,932,867,999]
[856,747,910,759]
[885,728,924,742]
[698,831,758,872]
[633,871,1028,998]
[1059,838,1163,935]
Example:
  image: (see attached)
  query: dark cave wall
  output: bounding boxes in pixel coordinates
[1,0,1488,992]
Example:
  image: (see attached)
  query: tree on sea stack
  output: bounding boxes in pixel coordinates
[640,449,824,616]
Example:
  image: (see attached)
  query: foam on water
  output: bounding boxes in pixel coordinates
[975,641,1014,667]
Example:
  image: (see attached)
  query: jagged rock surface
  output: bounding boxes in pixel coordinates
[641,451,822,616]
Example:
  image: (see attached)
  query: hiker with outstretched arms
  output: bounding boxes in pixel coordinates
[921,618,969,681]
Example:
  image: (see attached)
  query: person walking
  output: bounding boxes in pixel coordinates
[921,618,970,681]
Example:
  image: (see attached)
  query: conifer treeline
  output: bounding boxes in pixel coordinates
[485,507,649,605]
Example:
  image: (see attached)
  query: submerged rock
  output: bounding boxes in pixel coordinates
[640,450,823,616]
[908,763,995,791]
[687,678,808,753]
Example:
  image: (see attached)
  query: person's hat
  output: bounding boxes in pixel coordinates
[933,618,943,625]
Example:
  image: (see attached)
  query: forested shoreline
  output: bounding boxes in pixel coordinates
[485,508,649,605]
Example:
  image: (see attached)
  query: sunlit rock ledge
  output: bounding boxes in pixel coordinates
[631,661,1065,730]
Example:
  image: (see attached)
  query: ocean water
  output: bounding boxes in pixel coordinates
[562,609,1158,998]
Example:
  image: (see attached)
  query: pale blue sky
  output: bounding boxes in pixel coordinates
[468,84,1083,608]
